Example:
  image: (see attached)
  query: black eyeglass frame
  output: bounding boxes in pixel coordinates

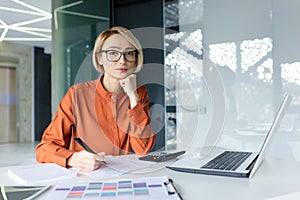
[99,49,139,62]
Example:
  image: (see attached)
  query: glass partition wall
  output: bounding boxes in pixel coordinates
[164,0,300,161]
[52,0,110,112]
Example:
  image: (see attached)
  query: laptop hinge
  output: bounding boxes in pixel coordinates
[246,154,259,171]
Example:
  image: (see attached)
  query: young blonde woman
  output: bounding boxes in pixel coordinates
[36,26,156,172]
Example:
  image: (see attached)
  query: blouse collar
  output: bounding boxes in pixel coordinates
[96,75,125,100]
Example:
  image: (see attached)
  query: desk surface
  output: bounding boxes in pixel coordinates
[1,142,300,200]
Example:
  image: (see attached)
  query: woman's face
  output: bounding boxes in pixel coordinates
[98,34,137,80]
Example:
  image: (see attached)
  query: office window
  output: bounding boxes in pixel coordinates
[164,0,300,161]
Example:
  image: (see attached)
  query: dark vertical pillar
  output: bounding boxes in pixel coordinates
[34,47,52,141]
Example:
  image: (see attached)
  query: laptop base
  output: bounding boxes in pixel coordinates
[166,166,250,178]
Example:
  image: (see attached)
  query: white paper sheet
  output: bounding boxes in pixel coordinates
[80,155,155,179]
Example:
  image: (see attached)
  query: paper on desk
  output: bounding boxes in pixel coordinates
[81,155,154,179]
[7,163,77,185]
[45,176,181,200]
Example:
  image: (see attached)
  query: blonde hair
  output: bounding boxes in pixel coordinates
[92,26,143,73]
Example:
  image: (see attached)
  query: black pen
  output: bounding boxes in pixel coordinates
[74,138,107,164]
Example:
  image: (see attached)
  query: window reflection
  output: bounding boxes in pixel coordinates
[256,58,273,82]
[164,29,299,149]
[209,42,237,72]
[165,29,204,101]
[240,38,273,73]
[165,29,204,150]
[164,0,300,161]
[208,37,300,87]
[281,62,300,86]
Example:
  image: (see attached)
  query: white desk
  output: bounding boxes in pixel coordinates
[1,142,300,200]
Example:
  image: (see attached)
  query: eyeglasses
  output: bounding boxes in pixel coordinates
[99,50,139,62]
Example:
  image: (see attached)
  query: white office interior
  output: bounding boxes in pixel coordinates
[0,0,300,199]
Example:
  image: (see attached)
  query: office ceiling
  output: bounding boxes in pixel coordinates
[0,0,190,54]
[0,0,51,53]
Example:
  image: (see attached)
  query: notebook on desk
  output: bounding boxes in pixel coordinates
[167,94,292,178]
[8,163,77,185]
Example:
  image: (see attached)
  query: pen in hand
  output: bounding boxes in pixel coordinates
[74,138,107,164]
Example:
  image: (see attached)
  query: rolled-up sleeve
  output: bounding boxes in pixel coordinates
[128,87,156,154]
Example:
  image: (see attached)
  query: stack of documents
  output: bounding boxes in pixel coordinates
[7,163,77,185]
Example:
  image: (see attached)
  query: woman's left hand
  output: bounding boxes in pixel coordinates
[119,74,137,97]
[120,74,139,108]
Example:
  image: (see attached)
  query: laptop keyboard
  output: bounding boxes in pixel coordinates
[201,151,252,171]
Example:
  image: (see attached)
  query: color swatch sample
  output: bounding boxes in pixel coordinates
[46,176,180,200]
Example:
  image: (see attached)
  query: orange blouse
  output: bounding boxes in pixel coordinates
[35,77,156,167]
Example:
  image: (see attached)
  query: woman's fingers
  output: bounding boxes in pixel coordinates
[75,151,104,172]
[119,74,137,96]
[93,152,105,161]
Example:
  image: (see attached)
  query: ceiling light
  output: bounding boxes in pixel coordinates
[0,0,51,42]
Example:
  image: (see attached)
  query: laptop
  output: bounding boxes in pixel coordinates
[167,94,293,178]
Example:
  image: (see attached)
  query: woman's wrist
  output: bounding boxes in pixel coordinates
[129,91,139,108]
[66,152,77,167]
